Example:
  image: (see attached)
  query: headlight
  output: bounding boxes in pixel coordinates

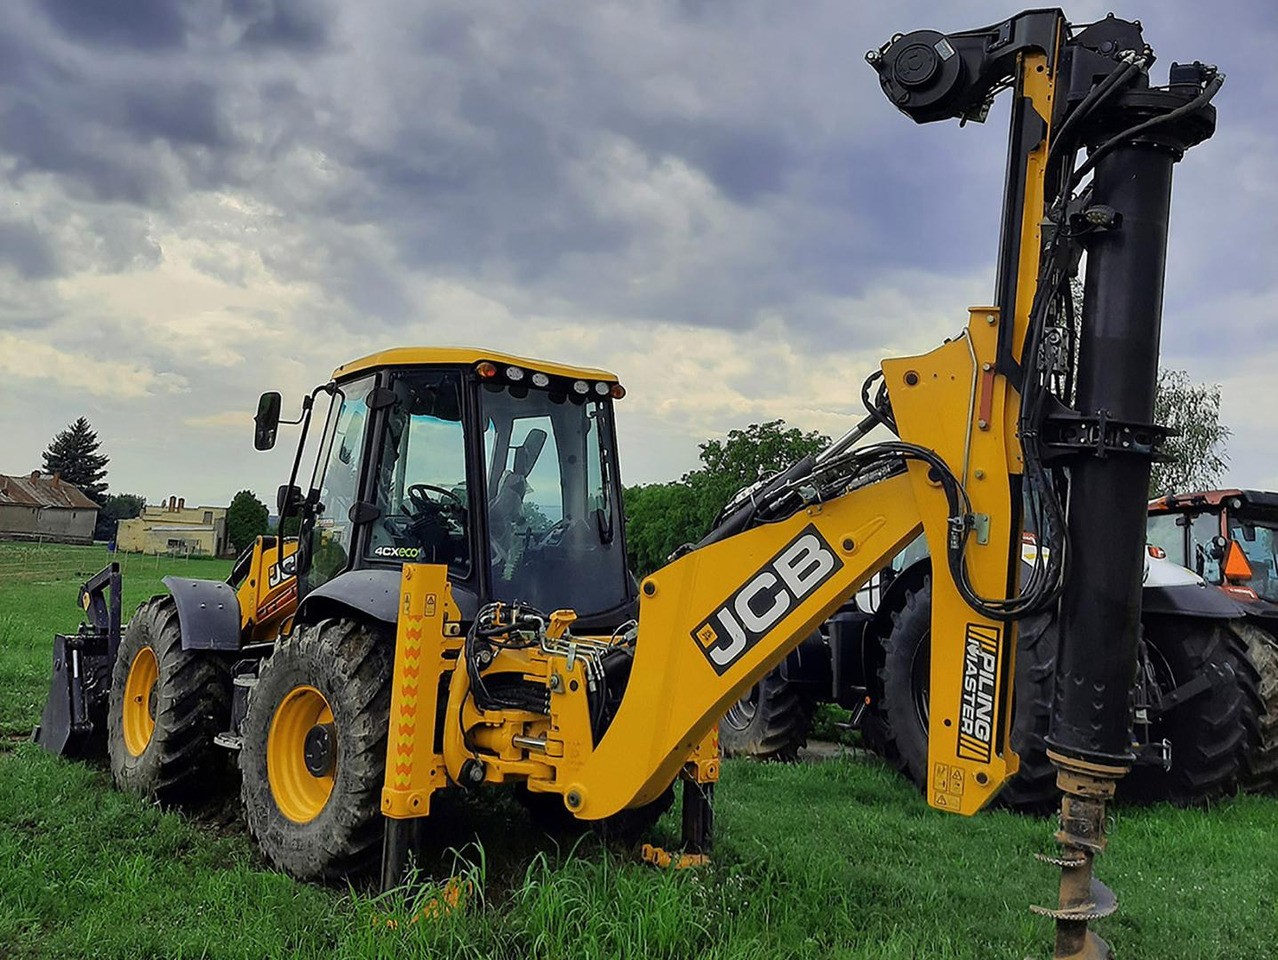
[531,372,550,388]
[572,380,589,395]
[594,382,609,396]
[506,366,525,382]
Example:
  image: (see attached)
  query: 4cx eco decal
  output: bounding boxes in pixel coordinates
[956,623,1001,763]
[373,545,424,560]
[691,525,842,676]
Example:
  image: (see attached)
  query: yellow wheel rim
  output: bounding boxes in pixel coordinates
[267,686,336,824]
[122,646,159,757]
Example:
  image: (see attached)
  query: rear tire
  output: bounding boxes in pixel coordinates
[107,596,230,805]
[240,618,392,882]
[1122,615,1249,804]
[718,670,816,761]
[1228,621,1278,792]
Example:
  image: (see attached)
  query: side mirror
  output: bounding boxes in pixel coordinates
[1210,535,1229,560]
[254,392,282,451]
[277,483,303,518]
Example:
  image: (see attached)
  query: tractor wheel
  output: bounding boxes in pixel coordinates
[240,618,392,882]
[107,596,230,805]
[993,613,1059,811]
[874,576,933,789]
[1229,621,1278,792]
[1122,615,1250,804]
[718,670,816,761]
[873,578,1060,811]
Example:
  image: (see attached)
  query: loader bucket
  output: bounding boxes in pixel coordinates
[31,563,122,760]
[33,632,108,759]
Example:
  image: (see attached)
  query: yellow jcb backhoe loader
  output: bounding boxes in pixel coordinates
[36,10,1221,958]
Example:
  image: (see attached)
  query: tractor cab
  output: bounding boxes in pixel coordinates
[256,348,635,629]
[1147,490,1278,605]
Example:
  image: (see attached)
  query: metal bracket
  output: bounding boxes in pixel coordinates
[1039,407,1174,463]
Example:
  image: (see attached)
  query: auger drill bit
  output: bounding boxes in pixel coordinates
[1032,765,1123,960]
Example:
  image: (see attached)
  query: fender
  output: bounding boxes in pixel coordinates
[163,577,243,651]
[295,568,481,626]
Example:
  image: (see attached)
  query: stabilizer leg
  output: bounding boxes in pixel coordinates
[681,780,714,855]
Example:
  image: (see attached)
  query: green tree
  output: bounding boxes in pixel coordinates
[623,420,830,576]
[95,492,146,542]
[1150,369,1231,496]
[226,490,270,553]
[41,417,109,504]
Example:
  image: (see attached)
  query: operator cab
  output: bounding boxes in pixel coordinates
[258,348,635,629]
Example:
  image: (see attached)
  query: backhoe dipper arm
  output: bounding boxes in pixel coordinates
[568,12,1078,823]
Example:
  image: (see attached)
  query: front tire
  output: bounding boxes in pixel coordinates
[240,618,392,882]
[107,597,230,805]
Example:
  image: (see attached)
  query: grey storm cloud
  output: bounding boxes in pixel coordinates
[0,0,1024,327]
[1,0,1277,501]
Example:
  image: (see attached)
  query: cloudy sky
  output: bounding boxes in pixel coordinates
[1,0,1274,510]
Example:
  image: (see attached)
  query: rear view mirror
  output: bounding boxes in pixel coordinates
[254,392,282,451]
[277,484,302,517]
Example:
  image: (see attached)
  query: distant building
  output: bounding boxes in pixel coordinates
[116,496,231,557]
[0,472,100,545]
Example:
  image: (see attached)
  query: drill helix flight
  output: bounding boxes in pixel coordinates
[35,9,1220,959]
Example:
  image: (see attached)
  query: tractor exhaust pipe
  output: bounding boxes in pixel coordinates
[1042,66,1218,959]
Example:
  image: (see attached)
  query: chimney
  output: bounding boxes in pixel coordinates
[52,472,60,486]
[168,495,176,512]
[178,497,185,510]
[30,470,39,481]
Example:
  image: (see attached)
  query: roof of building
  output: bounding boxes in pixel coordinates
[0,473,99,510]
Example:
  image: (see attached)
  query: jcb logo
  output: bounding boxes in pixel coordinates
[267,553,297,589]
[692,525,842,675]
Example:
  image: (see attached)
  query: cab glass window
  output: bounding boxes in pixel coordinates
[308,376,375,588]
[480,380,627,617]
[366,370,471,574]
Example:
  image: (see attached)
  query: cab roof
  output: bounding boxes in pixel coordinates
[331,347,619,384]
[1149,489,1278,513]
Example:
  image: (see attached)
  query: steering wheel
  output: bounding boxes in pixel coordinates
[407,483,464,516]
[534,517,574,548]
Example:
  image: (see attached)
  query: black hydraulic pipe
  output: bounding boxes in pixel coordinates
[1046,93,1214,765]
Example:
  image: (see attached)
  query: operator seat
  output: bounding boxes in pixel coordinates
[488,428,547,561]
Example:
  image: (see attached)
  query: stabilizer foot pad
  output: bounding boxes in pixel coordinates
[641,844,709,869]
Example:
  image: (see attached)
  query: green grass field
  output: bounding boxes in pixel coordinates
[1,543,1275,959]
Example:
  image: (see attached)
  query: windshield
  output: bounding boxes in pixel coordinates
[1229,515,1278,602]
[1145,513,1188,567]
[365,369,471,573]
[480,380,628,617]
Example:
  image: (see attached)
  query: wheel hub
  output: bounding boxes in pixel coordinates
[121,645,159,757]
[303,723,336,777]
[267,685,337,823]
